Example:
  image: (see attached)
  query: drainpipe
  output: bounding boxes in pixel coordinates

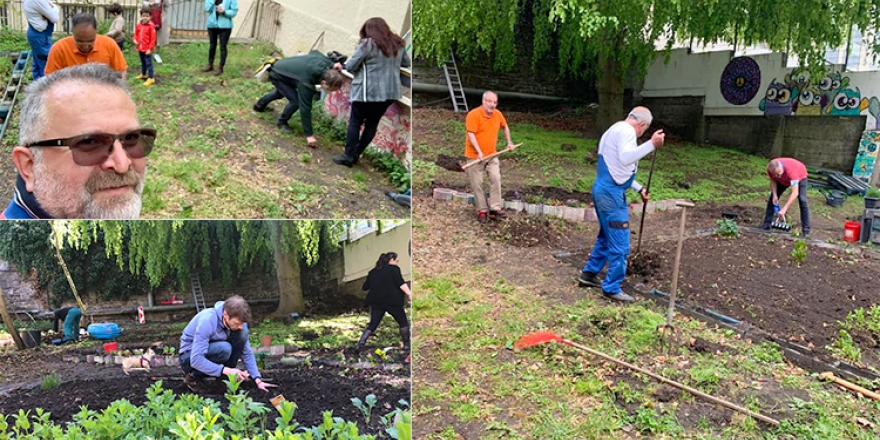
[412,82,570,102]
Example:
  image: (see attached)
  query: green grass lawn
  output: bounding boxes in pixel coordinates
[1,34,409,219]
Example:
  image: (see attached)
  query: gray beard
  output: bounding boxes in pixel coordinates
[33,161,145,219]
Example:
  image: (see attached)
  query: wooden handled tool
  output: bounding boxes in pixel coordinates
[819,372,880,400]
[461,144,522,170]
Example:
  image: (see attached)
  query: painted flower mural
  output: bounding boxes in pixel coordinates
[720,57,761,105]
[323,80,411,160]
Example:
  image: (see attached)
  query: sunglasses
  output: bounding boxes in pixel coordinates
[27,128,157,166]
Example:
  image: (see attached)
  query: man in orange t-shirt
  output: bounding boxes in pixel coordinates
[465,91,517,223]
[45,12,128,78]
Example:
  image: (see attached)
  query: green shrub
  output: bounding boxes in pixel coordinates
[363,146,410,191]
[40,374,61,391]
[714,219,740,238]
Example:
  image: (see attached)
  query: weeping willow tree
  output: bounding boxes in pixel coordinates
[416,0,880,132]
[48,220,348,316]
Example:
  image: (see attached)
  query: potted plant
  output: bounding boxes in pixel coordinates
[866,187,880,209]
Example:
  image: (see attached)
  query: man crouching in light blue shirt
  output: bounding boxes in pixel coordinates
[179,295,277,393]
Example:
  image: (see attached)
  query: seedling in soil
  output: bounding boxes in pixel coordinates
[162,346,176,355]
[791,240,808,265]
[827,329,861,363]
[41,374,61,391]
[715,219,740,238]
[351,394,378,423]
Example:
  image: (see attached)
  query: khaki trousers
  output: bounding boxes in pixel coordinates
[466,157,502,212]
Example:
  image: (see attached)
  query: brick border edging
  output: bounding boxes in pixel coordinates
[432,188,691,222]
[59,345,407,371]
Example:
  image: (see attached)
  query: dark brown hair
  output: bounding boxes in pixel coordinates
[108,4,123,15]
[224,295,252,322]
[322,69,344,90]
[140,7,152,16]
[359,17,405,58]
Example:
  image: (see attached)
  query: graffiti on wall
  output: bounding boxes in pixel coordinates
[755,67,880,128]
[853,131,880,183]
[719,57,762,105]
[324,80,412,159]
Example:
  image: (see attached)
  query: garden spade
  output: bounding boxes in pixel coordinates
[656,201,695,351]
[635,150,659,254]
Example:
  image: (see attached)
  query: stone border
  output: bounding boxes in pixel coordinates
[433,188,691,223]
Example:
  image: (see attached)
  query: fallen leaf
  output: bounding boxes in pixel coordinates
[855,417,874,428]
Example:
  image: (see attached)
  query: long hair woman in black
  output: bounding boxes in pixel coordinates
[356,252,412,351]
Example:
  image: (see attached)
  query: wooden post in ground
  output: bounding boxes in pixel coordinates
[0,286,25,350]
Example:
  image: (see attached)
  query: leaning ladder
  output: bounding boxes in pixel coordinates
[443,49,468,113]
[189,273,207,312]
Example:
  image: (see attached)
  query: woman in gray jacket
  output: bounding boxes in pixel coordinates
[333,17,411,168]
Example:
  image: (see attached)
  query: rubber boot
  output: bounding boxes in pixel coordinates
[399,326,410,351]
[201,64,214,72]
[355,328,372,351]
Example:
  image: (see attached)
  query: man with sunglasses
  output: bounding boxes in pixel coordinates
[179,296,277,393]
[4,63,154,219]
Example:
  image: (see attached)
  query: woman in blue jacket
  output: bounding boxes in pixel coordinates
[203,0,237,76]
[332,17,411,168]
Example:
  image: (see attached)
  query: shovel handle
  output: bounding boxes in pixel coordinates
[820,372,880,400]
[462,144,522,170]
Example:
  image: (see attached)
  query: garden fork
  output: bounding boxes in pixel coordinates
[657,201,695,351]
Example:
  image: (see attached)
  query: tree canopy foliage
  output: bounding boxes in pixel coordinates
[416,0,880,81]
[0,221,348,306]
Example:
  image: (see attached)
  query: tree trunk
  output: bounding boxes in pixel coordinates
[595,50,625,136]
[270,221,304,316]
[0,287,25,350]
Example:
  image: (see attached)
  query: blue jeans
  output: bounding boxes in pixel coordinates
[26,23,54,81]
[179,327,248,379]
[139,51,154,78]
[582,156,634,295]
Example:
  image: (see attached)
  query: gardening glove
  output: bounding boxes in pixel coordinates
[254,378,277,392]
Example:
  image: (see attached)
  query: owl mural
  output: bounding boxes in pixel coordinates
[794,85,823,115]
[817,72,848,114]
[759,80,794,116]
[829,86,869,116]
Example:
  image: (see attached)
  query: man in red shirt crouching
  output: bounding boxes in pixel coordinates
[763,157,810,237]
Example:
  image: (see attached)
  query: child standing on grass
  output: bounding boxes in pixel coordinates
[134,8,157,86]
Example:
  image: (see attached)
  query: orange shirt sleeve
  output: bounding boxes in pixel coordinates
[464,110,482,158]
[104,37,128,72]
[498,111,507,128]
[44,41,64,75]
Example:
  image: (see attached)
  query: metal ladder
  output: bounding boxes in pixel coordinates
[189,273,207,312]
[0,51,31,146]
[443,49,468,113]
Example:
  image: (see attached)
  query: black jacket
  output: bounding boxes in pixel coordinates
[362,265,406,307]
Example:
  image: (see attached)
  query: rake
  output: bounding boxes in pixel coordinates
[514,330,780,426]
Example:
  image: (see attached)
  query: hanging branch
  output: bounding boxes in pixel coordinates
[50,223,87,313]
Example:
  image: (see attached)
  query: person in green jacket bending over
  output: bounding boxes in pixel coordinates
[253,50,344,148]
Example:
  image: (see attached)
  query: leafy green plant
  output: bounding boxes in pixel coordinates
[791,240,807,265]
[827,329,861,363]
[381,400,411,440]
[412,159,438,190]
[350,394,378,423]
[866,186,880,198]
[254,351,269,370]
[363,146,411,191]
[714,218,740,238]
[40,374,61,391]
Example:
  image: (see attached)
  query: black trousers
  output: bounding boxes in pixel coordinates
[256,76,303,126]
[763,179,811,233]
[366,305,408,332]
[344,100,394,160]
[207,28,232,66]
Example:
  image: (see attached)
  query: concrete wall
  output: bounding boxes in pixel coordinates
[641,48,880,178]
[270,0,408,56]
[343,223,411,283]
[0,261,43,312]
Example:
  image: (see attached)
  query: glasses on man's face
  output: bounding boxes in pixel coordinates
[27,128,157,167]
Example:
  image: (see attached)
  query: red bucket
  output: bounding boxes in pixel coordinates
[103,342,118,353]
[844,221,861,243]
